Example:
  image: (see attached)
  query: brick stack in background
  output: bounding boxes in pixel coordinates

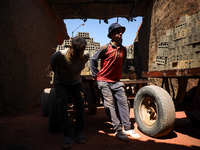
[153,11,200,71]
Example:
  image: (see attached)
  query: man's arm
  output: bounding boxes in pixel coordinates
[50,52,58,72]
[90,44,108,80]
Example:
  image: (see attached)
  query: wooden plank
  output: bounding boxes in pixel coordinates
[142,67,200,78]
[120,79,149,84]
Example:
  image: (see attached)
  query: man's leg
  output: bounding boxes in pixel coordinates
[112,82,131,130]
[55,84,74,138]
[72,83,85,136]
[113,82,141,139]
[97,81,122,131]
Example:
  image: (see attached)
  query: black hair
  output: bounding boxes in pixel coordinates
[71,36,87,51]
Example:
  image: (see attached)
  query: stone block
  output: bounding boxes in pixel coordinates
[191,26,197,34]
[155,56,165,64]
[172,54,180,62]
[166,28,174,36]
[186,22,193,29]
[167,55,173,63]
[156,48,164,56]
[188,45,193,53]
[182,45,189,54]
[188,52,196,60]
[160,36,169,42]
[178,46,183,54]
[168,35,173,41]
[177,31,181,39]
[167,62,172,70]
[181,30,186,38]
[175,23,187,33]
[186,35,193,45]
[168,48,173,56]
[192,33,200,44]
[172,33,177,40]
[197,24,200,32]
[159,64,165,71]
[170,48,176,55]
[186,15,192,23]
[191,60,200,68]
[153,63,158,71]
[186,28,192,36]
[195,51,200,60]
[185,61,192,69]
[182,37,188,46]
[190,60,199,68]
[169,40,177,48]
[158,42,169,48]
[194,44,200,52]
[177,39,184,47]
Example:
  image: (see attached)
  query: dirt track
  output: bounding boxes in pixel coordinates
[0,106,200,150]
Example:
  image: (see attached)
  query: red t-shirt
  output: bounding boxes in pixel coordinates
[96,44,125,82]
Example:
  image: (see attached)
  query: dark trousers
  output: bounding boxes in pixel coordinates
[97,81,131,131]
[55,82,85,138]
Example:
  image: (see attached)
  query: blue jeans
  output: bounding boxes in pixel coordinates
[97,81,131,131]
[55,82,85,138]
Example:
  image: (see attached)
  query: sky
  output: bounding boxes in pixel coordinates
[64,17,143,47]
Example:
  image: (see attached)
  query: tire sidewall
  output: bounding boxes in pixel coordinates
[134,85,174,137]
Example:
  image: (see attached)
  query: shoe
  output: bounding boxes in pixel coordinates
[75,132,87,144]
[115,130,130,142]
[123,129,141,139]
[62,136,75,149]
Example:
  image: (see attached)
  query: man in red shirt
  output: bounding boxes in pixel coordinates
[90,23,141,141]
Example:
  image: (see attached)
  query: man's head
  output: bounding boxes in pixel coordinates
[70,36,87,59]
[107,22,126,43]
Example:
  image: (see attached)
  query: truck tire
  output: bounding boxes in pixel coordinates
[48,88,60,133]
[41,88,51,117]
[134,85,175,137]
[184,87,200,129]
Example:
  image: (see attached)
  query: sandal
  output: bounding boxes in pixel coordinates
[62,136,75,149]
[75,132,87,144]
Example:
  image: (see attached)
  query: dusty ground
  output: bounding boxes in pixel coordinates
[0,105,200,150]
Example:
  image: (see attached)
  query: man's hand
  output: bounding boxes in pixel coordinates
[92,77,96,81]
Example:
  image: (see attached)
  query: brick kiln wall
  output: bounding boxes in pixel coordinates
[138,0,200,96]
[0,0,69,113]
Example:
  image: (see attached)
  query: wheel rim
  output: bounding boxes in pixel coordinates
[139,96,158,126]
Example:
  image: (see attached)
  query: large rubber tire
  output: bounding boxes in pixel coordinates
[134,85,175,137]
[41,88,51,117]
[48,88,60,133]
[184,87,200,129]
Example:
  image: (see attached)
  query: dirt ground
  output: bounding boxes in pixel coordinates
[0,105,200,150]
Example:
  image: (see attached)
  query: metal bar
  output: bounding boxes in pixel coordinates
[192,78,200,104]
[175,78,188,105]
[163,78,170,95]
[142,68,200,78]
